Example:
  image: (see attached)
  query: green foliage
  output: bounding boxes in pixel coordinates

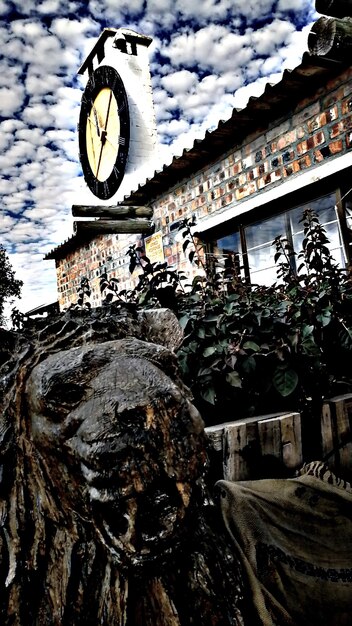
[72,208,352,427]
[174,208,352,425]
[68,276,92,310]
[124,244,187,310]
[0,244,23,326]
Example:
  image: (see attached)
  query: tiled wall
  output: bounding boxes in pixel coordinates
[56,66,352,310]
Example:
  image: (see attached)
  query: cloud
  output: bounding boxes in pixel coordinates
[0,0,317,317]
[0,85,26,117]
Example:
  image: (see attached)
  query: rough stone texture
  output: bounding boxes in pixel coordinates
[0,308,245,626]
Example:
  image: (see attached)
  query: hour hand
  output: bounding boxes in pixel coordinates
[87,107,100,137]
[92,106,100,136]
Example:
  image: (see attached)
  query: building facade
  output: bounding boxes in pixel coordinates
[46,53,352,309]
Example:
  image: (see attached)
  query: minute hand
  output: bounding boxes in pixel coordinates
[96,91,113,179]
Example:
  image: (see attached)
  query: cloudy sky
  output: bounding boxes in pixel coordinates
[0,0,319,319]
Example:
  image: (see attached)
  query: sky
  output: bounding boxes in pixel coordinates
[0,0,319,320]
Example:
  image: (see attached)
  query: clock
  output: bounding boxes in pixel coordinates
[78,65,130,199]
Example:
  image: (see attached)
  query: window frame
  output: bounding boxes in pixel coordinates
[202,173,352,285]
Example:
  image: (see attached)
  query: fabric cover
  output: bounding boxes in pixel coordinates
[217,462,352,626]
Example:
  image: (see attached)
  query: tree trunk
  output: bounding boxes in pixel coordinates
[308,16,352,59]
[71,205,153,218]
[0,312,246,626]
[74,218,154,235]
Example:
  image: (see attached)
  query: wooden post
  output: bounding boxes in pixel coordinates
[207,412,303,482]
[72,205,153,218]
[74,219,154,235]
[308,16,352,60]
[327,395,352,473]
[321,401,335,466]
[316,0,352,18]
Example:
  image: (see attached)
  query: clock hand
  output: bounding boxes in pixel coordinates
[96,91,113,180]
[101,133,121,153]
[92,105,100,137]
[87,109,101,137]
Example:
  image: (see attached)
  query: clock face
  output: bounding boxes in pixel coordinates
[78,65,130,199]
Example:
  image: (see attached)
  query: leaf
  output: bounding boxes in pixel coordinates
[224,301,234,314]
[129,258,137,274]
[226,371,242,387]
[201,387,216,405]
[241,355,256,374]
[273,367,298,397]
[182,239,190,252]
[338,324,352,349]
[204,314,219,323]
[316,308,331,327]
[301,324,314,338]
[178,314,190,330]
[203,346,217,357]
[243,341,260,352]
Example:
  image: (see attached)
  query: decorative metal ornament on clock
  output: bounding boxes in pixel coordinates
[78,65,130,199]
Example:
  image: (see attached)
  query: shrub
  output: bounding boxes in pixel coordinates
[175,209,352,426]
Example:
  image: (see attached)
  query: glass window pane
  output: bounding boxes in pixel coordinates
[213,232,244,280]
[290,192,345,267]
[216,233,240,253]
[290,192,337,236]
[245,213,286,250]
[245,213,286,285]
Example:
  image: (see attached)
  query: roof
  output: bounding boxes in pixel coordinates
[25,301,60,317]
[45,52,349,261]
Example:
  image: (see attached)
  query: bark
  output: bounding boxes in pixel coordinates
[308,16,352,60]
[74,219,153,235]
[0,307,246,626]
[71,205,153,218]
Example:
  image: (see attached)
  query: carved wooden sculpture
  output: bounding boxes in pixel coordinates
[0,307,245,626]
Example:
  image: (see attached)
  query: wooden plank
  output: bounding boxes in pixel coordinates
[205,425,224,452]
[208,412,303,480]
[74,219,153,235]
[223,422,250,482]
[72,204,153,218]
[258,416,282,461]
[330,395,352,473]
[279,412,302,470]
[321,402,335,466]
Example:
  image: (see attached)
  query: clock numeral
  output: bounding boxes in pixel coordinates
[118,137,126,146]
[103,181,110,197]
[89,73,96,91]
[92,180,99,196]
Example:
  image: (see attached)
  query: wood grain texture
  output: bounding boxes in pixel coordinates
[0,308,245,626]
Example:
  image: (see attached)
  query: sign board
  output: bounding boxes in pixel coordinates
[144,231,165,264]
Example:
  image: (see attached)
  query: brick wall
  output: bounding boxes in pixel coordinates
[152,66,352,238]
[56,234,143,309]
[55,66,352,310]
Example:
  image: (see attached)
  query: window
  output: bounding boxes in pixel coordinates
[212,190,348,286]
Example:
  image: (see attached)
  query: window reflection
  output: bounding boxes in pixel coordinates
[213,191,346,286]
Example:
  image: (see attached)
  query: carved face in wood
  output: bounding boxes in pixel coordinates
[25,338,205,564]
